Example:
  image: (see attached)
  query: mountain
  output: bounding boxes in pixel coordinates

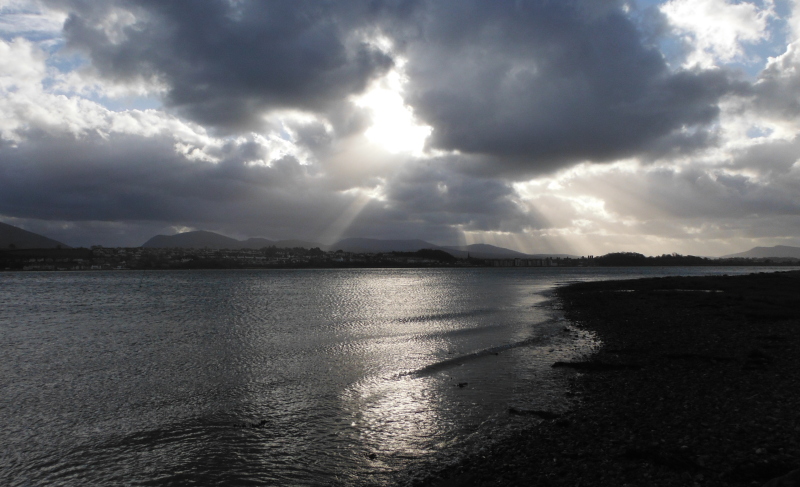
[329,238,441,253]
[0,221,70,249]
[142,231,251,249]
[328,238,577,260]
[141,230,324,249]
[274,239,324,249]
[722,245,800,259]
[141,231,578,258]
[443,243,577,260]
[443,243,528,259]
[240,237,277,249]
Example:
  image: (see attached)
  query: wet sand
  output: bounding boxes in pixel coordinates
[417,270,800,486]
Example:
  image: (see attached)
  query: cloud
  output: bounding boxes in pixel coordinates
[43,0,743,174]
[501,139,800,256]
[392,0,739,173]
[382,157,533,232]
[660,0,774,68]
[48,0,395,132]
[0,0,66,39]
[752,40,800,119]
[0,35,219,147]
[0,131,372,241]
[2,0,800,255]
[0,126,542,248]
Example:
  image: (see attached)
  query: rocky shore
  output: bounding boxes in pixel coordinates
[417,270,800,486]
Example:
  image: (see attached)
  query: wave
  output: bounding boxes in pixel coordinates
[400,322,565,378]
[393,308,495,324]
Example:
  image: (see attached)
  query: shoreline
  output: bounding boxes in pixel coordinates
[416,270,800,486]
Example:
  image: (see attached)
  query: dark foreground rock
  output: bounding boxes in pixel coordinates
[415,270,800,486]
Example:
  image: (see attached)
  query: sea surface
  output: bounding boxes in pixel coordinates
[1,266,794,486]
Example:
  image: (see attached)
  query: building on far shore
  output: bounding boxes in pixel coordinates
[488,258,555,267]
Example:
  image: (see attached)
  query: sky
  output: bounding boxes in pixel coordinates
[1,0,799,256]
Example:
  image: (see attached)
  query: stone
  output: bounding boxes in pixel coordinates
[763,469,800,487]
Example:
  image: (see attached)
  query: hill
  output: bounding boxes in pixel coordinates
[274,239,324,249]
[0,221,70,249]
[141,231,579,258]
[444,243,578,260]
[328,238,440,254]
[142,231,250,249]
[329,238,577,260]
[240,237,278,249]
[722,245,800,259]
[142,231,324,249]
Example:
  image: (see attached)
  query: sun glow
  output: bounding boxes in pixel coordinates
[319,189,376,245]
[353,64,432,155]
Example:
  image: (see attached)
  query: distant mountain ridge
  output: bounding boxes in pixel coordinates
[328,237,438,254]
[722,245,800,259]
[0,221,70,249]
[319,237,577,259]
[443,243,577,260]
[140,231,573,259]
[141,231,323,250]
[143,231,249,249]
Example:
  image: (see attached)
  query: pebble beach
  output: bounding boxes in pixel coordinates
[418,270,800,486]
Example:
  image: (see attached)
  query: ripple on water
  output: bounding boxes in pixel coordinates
[2,267,778,486]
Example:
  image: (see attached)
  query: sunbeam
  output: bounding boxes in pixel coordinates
[319,190,375,245]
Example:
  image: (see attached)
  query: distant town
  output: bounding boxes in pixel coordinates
[2,245,799,272]
[2,222,799,271]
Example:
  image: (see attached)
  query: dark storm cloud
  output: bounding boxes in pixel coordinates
[0,132,365,241]
[0,128,544,245]
[727,136,800,174]
[751,46,800,120]
[335,163,539,244]
[381,158,536,232]
[9,0,797,252]
[392,0,741,172]
[596,165,800,222]
[51,0,396,132]
[47,0,744,173]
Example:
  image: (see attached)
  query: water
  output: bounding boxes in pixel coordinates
[1,266,793,486]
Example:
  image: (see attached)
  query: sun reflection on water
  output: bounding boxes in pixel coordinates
[346,374,443,461]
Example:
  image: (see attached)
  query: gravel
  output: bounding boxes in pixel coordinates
[413,270,800,487]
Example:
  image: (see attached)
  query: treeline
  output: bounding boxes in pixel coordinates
[593,252,798,267]
[3,247,799,271]
[0,248,94,270]
[390,249,459,263]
